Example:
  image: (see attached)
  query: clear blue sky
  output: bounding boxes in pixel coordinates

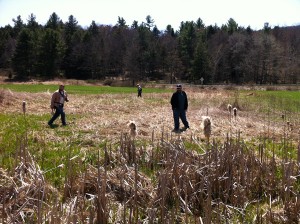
[0,0,299,30]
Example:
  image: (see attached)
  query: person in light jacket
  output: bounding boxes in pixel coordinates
[48,84,69,126]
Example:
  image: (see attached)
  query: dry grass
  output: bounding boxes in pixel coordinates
[1,132,299,223]
[0,86,298,144]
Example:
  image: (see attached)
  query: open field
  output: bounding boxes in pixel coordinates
[0,82,300,223]
[1,82,300,144]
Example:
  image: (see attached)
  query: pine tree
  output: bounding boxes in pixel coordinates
[38,28,65,78]
[11,28,34,79]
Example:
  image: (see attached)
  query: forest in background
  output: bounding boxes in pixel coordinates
[0,13,299,84]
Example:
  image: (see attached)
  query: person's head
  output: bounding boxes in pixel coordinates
[176,84,182,92]
[59,84,65,91]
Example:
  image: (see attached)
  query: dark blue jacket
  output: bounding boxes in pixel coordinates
[170,91,188,110]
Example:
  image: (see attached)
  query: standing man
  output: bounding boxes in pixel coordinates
[137,84,142,97]
[48,84,69,127]
[170,84,189,133]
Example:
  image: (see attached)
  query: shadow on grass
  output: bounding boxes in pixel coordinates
[48,124,59,129]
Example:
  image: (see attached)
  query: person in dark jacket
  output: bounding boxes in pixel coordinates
[137,84,142,97]
[170,84,189,133]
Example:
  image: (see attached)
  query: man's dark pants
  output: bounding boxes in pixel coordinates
[48,105,66,125]
[173,109,189,130]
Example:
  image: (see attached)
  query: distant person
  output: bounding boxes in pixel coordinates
[170,84,189,133]
[137,84,142,97]
[48,84,69,127]
[200,77,204,85]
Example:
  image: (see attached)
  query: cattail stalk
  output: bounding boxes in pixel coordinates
[22,101,26,114]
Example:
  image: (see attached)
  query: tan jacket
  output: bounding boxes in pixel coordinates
[50,90,68,109]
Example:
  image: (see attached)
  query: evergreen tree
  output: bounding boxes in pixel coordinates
[26,13,39,30]
[38,28,65,78]
[165,25,175,37]
[206,24,219,39]
[46,12,63,30]
[0,26,15,68]
[152,25,160,38]
[62,15,80,78]
[11,28,34,79]
[88,21,98,36]
[227,18,238,35]
[26,13,41,75]
[178,21,197,79]
[117,17,127,28]
[131,20,138,29]
[196,18,205,29]
[12,15,24,38]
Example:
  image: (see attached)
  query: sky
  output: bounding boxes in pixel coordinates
[0,0,299,31]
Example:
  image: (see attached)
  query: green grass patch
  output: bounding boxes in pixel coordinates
[262,90,300,100]
[256,91,300,112]
[236,90,300,113]
[184,141,206,154]
[0,113,84,188]
[0,83,172,94]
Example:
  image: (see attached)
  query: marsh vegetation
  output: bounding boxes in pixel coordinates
[0,82,299,223]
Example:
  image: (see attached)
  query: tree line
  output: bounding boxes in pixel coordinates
[0,13,299,84]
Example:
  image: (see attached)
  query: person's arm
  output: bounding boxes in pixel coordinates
[50,93,56,109]
[170,93,176,109]
[184,92,188,110]
[170,93,174,105]
[65,91,69,102]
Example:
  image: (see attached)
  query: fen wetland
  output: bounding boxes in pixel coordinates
[0,81,300,223]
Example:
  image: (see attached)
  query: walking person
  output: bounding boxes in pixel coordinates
[137,84,142,97]
[48,84,69,127]
[170,84,189,133]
